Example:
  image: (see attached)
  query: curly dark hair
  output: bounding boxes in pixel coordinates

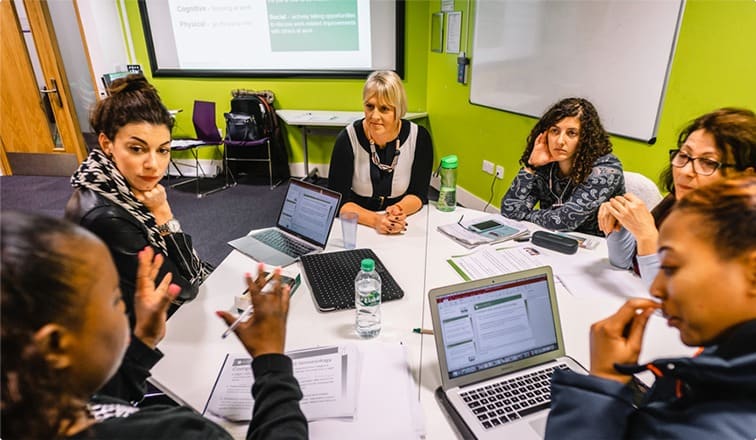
[1,212,94,439]
[90,74,174,140]
[520,97,612,184]
[660,108,756,194]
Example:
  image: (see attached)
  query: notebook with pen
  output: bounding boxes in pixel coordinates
[228,179,341,267]
[428,266,587,439]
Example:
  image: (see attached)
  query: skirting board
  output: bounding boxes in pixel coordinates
[169,161,325,179]
[288,162,330,179]
[430,175,500,213]
[168,159,222,178]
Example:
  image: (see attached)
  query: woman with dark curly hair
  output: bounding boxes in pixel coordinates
[599,108,756,284]
[500,97,624,236]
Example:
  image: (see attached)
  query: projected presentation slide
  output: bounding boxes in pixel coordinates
[142,0,397,73]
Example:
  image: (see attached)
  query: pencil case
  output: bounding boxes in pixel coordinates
[531,231,579,255]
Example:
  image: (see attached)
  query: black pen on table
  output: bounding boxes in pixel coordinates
[413,327,433,335]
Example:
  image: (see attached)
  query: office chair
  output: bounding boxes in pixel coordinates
[170,100,228,198]
[224,134,281,190]
[623,171,663,209]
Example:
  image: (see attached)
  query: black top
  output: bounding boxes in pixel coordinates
[328,119,433,211]
[73,354,307,440]
[65,188,201,325]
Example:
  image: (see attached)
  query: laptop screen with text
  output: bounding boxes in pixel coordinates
[277,180,340,247]
[436,274,559,380]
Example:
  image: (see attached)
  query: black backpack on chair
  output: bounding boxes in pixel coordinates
[226,91,290,182]
[224,112,259,141]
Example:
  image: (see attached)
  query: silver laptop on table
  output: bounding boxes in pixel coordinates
[428,266,587,439]
[228,179,341,267]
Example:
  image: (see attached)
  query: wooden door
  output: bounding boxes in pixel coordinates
[0,0,86,175]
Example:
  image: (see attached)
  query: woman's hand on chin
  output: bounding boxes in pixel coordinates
[133,184,172,222]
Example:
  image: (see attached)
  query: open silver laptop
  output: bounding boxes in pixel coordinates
[428,266,587,439]
[228,179,341,267]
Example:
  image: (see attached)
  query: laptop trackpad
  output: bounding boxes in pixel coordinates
[256,247,296,267]
[229,236,296,267]
[529,415,548,437]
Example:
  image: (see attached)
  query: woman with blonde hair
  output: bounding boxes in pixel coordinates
[328,70,433,234]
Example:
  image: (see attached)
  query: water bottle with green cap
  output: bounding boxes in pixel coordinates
[437,155,458,212]
[355,258,381,338]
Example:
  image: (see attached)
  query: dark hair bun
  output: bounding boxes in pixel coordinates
[109,73,151,95]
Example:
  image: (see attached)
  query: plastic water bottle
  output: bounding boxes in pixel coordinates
[437,155,458,212]
[355,258,381,338]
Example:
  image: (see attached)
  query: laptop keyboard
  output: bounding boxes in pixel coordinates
[461,363,569,430]
[252,229,315,258]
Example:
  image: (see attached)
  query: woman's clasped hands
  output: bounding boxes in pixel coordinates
[374,204,407,235]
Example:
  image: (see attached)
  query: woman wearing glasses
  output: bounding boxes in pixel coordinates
[500,98,625,236]
[328,70,433,235]
[599,108,756,283]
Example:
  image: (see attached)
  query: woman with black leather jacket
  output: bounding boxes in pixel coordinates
[66,75,210,324]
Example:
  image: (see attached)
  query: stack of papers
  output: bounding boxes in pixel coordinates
[205,345,358,422]
[437,214,529,248]
[204,343,425,439]
[447,244,546,281]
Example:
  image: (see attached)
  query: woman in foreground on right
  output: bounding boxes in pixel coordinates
[545,175,756,439]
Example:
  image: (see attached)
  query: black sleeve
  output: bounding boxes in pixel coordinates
[96,337,163,404]
[405,125,434,204]
[247,354,308,440]
[81,207,196,319]
[327,127,356,208]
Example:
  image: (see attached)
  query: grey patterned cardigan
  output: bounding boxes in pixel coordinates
[500,153,624,236]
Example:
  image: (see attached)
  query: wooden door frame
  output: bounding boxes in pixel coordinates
[23,0,87,162]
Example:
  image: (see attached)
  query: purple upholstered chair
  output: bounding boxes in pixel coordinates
[169,100,228,197]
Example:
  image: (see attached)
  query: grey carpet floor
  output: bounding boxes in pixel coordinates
[1,173,438,267]
[1,174,289,267]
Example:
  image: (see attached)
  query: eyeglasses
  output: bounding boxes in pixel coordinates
[370,139,401,173]
[668,149,736,176]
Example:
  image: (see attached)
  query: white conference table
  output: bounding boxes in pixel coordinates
[276,109,429,175]
[150,204,692,439]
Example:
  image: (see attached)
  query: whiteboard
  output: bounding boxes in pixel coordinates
[469,0,683,142]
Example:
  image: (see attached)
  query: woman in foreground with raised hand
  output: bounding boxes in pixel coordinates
[1,212,306,440]
[546,175,756,438]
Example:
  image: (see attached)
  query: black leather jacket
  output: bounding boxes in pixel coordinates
[65,188,199,324]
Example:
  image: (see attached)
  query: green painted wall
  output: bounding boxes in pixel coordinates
[125,0,755,201]
[123,0,429,164]
[426,0,756,202]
